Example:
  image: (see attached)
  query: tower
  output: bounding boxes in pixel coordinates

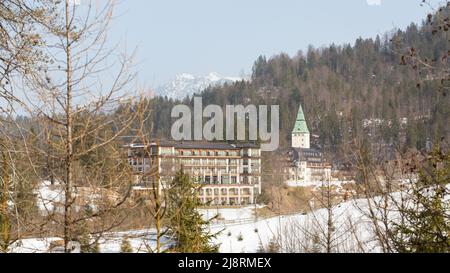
[292,104,310,149]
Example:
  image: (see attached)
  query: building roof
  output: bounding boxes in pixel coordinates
[292,104,310,134]
[234,143,261,149]
[291,147,326,163]
[128,140,260,150]
[172,141,240,150]
[293,147,323,154]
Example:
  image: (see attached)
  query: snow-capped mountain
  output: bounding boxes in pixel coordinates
[154,72,246,99]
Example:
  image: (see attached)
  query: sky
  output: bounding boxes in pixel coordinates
[103,0,443,87]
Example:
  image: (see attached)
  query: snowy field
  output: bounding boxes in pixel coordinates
[9,199,383,253]
[35,181,65,214]
[285,180,355,189]
[198,205,260,221]
[14,181,445,253]
[11,230,171,253]
[209,198,381,253]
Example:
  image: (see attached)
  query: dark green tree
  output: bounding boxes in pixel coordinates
[120,237,133,253]
[167,169,219,253]
[392,146,450,253]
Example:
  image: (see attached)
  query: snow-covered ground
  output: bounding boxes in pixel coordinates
[198,205,261,221]
[209,197,380,253]
[15,182,447,253]
[9,199,382,253]
[35,180,65,214]
[285,180,355,189]
[11,230,172,253]
[34,180,112,215]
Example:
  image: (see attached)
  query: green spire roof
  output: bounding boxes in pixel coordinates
[292,104,309,134]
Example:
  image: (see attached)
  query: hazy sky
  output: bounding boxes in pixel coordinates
[106,0,443,86]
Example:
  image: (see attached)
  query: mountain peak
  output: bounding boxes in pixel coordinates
[155,72,247,99]
[177,73,196,80]
[206,72,221,81]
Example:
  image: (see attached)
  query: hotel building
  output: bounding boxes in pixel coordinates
[127,141,261,206]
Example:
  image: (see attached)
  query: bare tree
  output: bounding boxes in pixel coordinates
[348,136,449,252]
[14,0,144,252]
[130,101,171,253]
[0,0,56,253]
[0,0,55,109]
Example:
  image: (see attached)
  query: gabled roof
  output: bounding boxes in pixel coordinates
[292,104,310,134]
[127,140,260,150]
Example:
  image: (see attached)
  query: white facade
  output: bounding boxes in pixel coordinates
[292,132,310,149]
[127,142,262,206]
[288,104,331,184]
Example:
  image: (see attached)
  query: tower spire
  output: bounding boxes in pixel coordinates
[291,104,310,149]
[292,104,309,134]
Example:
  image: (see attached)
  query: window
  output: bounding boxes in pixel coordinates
[222,175,230,184]
[160,147,173,155]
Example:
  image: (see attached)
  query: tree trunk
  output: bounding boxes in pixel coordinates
[63,0,74,253]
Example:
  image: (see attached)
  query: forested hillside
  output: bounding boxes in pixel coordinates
[144,8,449,157]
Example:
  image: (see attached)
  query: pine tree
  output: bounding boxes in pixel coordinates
[78,232,100,253]
[91,240,100,253]
[167,169,219,253]
[256,237,280,253]
[266,237,280,253]
[392,146,450,253]
[120,237,133,253]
